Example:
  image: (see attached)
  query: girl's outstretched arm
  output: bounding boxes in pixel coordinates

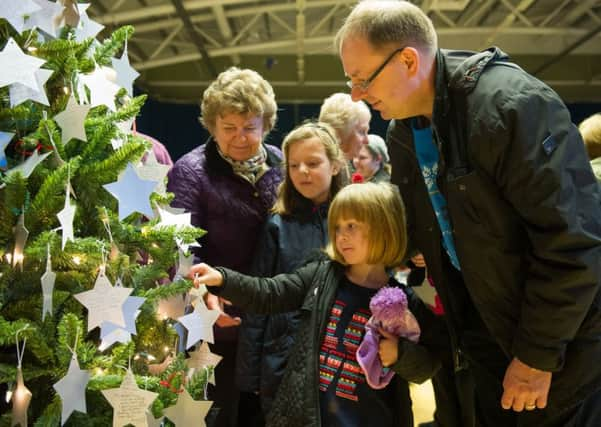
[189,262,224,287]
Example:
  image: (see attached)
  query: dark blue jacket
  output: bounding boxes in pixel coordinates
[236,203,329,414]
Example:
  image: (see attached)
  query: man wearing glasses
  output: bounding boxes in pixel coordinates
[336,2,601,427]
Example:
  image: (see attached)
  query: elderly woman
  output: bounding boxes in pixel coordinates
[318,92,371,161]
[352,133,391,183]
[167,67,282,427]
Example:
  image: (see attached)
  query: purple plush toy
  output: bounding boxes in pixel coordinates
[356,286,421,389]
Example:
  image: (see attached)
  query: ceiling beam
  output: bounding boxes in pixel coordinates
[135,36,332,70]
[560,0,600,26]
[95,0,257,25]
[297,0,306,83]
[533,23,601,76]
[212,4,239,64]
[169,0,217,78]
[482,0,536,48]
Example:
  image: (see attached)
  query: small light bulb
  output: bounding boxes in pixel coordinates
[147,354,156,362]
[134,354,141,361]
[164,346,170,353]
[5,253,12,263]
[5,390,12,403]
[63,86,69,94]
[72,256,81,265]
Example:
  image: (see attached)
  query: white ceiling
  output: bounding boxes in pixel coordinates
[89,0,601,103]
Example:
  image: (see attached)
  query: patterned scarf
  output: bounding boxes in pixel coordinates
[216,143,268,185]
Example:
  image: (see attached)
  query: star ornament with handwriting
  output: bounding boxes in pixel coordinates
[102,369,157,427]
[74,272,132,331]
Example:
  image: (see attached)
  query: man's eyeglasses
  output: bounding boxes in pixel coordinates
[346,47,406,92]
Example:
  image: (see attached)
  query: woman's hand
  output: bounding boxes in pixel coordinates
[378,328,399,367]
[188,263,223,287]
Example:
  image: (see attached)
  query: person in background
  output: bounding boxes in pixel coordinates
[319,93,371,165]
[578,113,601,183]
[190,183,445,427]
[352,133,391,183]
[237,121,348,424]
[137,132,174,167]
[166,66,283,427]
[337,1,601,426]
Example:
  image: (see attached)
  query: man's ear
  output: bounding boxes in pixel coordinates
[400,47,420,76]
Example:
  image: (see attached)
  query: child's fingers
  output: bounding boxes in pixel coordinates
[378,328,396,339]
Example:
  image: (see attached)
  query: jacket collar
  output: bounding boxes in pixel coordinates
[432,47,510,125]
[205,137,281,176]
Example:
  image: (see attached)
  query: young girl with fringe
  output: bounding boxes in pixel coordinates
[191,183,443,427]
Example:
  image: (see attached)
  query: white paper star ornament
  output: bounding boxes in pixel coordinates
[136,150,171,195]
[103,163,158,220]
[7,149,51,178]
[102,369,157,427]
[186,342,222,386]
[57,190,76,249]
[0,38,45,90]
[146,411,164,427]
[163,388,212,427]
[155,205,191,230]
[73,3,104,42]
[0,0,41,33]
[9,68,52,107]
[80,66,119,111]
[98,295,144,351]
[112,49,139,96]
[53,356,90,425]
[74,272,132,331]
[41,250,56,320]
[22,0,65,38]
[54,95,91,145]
[178,303,220,349]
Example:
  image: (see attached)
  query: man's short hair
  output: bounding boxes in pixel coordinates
[335,0,438,56]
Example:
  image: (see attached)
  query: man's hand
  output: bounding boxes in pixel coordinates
[205,293,241,328]
[501,357,552,412]
[189,263,223,287]
[378,328,399,367]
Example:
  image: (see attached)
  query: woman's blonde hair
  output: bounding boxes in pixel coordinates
[319,93,371,141]
[326,182,407,268]
[273,122,348,216]
[199,67,277,135]
[579,113,601,159]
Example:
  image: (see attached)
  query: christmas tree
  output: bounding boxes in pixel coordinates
[0,2,219,426]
